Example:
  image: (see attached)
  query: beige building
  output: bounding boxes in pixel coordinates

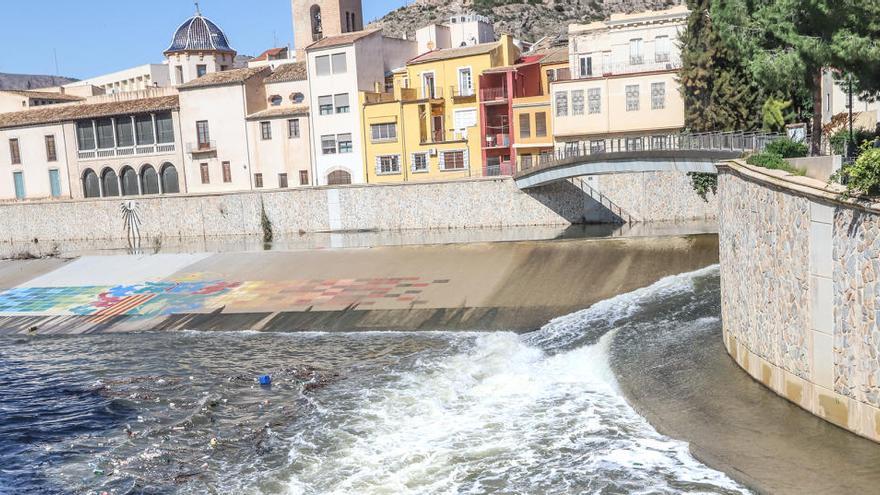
[293,0,364,60]
[821,69,880,133]
[0,90,85,113]
[551,5,689,152]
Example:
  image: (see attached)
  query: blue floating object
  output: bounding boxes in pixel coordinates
[259,375,272,386]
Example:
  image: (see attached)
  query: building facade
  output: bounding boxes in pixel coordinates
[293,0,364,60]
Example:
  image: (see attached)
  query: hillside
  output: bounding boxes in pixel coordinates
[0,73,78,91]
[370,0,683,43]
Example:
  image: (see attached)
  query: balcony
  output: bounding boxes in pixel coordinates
[480,86,508,102]
[451,87,476,99]
[485,161,513,177]
[187,141,217,154]
[421,86,444,100]
[77,143,176,161]
[629,55,644,65]
[483,133,510,149]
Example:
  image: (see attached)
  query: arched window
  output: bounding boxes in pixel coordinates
[102,168,120,197]
[269,95,283,106]
[140,165,160,195]
[310,5,323,42]
[120,166,139,196]
[327,170,351,185]
[83,169,101,198]
[160,163,180,194]
[291,92,305,104]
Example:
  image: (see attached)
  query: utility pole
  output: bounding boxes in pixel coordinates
[848,72,854,159]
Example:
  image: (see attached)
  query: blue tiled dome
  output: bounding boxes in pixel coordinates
[166,14,234,54]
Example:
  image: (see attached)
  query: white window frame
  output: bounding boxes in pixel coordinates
[555,91,569,117]
[588,88,601,115]
[315,55,331,76]
[571,90,585,116]
[334,93,350,114]
[655,36,671,63]
[321,134,337,155]
[421,71,437,99]
[578,56,592,78]
[337,133,353,154]
[629,39,644,65]
[371,122,398,142]
[331,52,347,74]
[651,82,666,110]
[457,67,473,96]
[439,149,469,171]
[411,152,429,173]
[375,154,401,175]
[626,85,640,112]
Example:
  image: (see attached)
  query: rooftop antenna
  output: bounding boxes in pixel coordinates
[53,48,59,76]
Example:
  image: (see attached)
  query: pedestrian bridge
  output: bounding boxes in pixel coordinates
[513,132,780,189]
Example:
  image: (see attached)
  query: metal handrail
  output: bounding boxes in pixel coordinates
[571,177,632,224]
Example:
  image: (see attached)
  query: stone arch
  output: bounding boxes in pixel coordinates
[327,169,351,186]
[310,4,323,42]
[101,167,120,197]
[82,168,101,198]
[140,164,160,195]
[120,166,139,196]
[160,162,180,194]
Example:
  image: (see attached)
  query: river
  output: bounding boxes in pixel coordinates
[0,266,750,494]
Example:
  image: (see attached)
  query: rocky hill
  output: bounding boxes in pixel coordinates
[370,0,683,43]
[0,73,78,91]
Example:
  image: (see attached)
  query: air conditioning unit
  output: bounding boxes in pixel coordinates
[429,148,438,157]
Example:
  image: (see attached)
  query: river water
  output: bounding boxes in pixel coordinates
[0,266,750,494]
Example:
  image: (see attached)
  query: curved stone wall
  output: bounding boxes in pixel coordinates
[719,161,880,442]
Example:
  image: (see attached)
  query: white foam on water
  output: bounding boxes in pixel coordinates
[284,266,745,494]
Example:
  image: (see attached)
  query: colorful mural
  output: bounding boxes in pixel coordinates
[0,277,450,320]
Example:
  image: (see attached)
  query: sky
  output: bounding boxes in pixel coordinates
[0,0,410,80]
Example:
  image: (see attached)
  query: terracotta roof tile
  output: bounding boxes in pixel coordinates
[264,62,308,83]
[253,47,288,61]
[306,29,381,50]
[408,42,499,65]
[246,105,310,120]
[0,95,179,130]
[0,90,85,102]
[177,66,270,89]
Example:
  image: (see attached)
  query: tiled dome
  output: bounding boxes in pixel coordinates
[166,13,234,54]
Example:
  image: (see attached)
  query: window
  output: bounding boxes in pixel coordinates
[579,56,592,78]
[222,161,232,183]
[135,115,154,145]
[315,55,331,76]
[588,88,601,114]
[278,173,288,188]
[114,118,133,148]
[458,67,473,96]
[546,69,557,83]
[96,118,115,148]
[555,92,568,117]
[200,163,210,184]
[288,119,300,138]
[626,85,640,111]
[371,123,397,142]
[337,133,353,153]
[334,93,350,113]
[260,121,272,140]
[254,173,264,188]
[196,120,210,149]
[519,113,531,139]
[655,36,670,63]
[572,90,585,115]
[197,65,207,78]
[327,170,351,185]
[321,135,337,154]
[45,135,57,161]
[318,96,333,115]
[76,121,96,150]
[411,153,428,173]
[156,112,174,143]
[175,66,184,84]
[220,65,229,71]
[535,112,547,138]
[453,108,477,129]
[9,139,20,165]
[651,82,666,110]
[440,150,467,170]
[299,170,309,185]
[376,155,400,175]
[590,140,606,153]
[629,39,644,65]
[49,169,61,197]
[331,53,347,74]
[292,92,305,104]
[269,95,283,106]
[422,72,436,99]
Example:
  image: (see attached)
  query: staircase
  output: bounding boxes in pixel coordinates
[569,177,637,224]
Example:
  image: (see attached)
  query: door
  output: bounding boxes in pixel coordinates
[432,115,444,142]
[13,171,24,200]
[49,169,61,197]
[423,73,436,99]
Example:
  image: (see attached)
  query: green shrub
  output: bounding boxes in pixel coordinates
[829,129,877,156]
[833,143,880,196]
[764,138,808,158]
[688,172,717,202]
[746,152,806,175]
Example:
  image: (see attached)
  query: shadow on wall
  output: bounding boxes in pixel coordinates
[525,181,625,224]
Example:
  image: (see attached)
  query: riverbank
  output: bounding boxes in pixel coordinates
[0,234,718,335]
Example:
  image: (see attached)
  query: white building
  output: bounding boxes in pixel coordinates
[305,29,416,185]
[415,14,496,54]
[821,69,880,132]
[63,64,172,96]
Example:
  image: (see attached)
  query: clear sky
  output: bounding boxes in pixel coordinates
[0,0,410,80]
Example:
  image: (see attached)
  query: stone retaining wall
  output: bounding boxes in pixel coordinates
[719,160,880,442]
[589,171,718,222]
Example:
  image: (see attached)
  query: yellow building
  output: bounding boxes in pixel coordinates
[360,35,520,183]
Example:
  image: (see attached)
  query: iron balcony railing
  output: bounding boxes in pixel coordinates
[519,131,788,176]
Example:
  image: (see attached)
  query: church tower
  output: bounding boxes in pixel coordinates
[293,0,364,60]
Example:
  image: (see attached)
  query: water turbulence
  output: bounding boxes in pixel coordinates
[0,266,748,494]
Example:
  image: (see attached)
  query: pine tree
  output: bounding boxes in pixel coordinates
[678,0,762,132]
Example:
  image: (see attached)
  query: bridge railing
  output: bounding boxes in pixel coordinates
[518,131,786,175]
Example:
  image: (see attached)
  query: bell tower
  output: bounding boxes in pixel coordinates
[293,0,364,60]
